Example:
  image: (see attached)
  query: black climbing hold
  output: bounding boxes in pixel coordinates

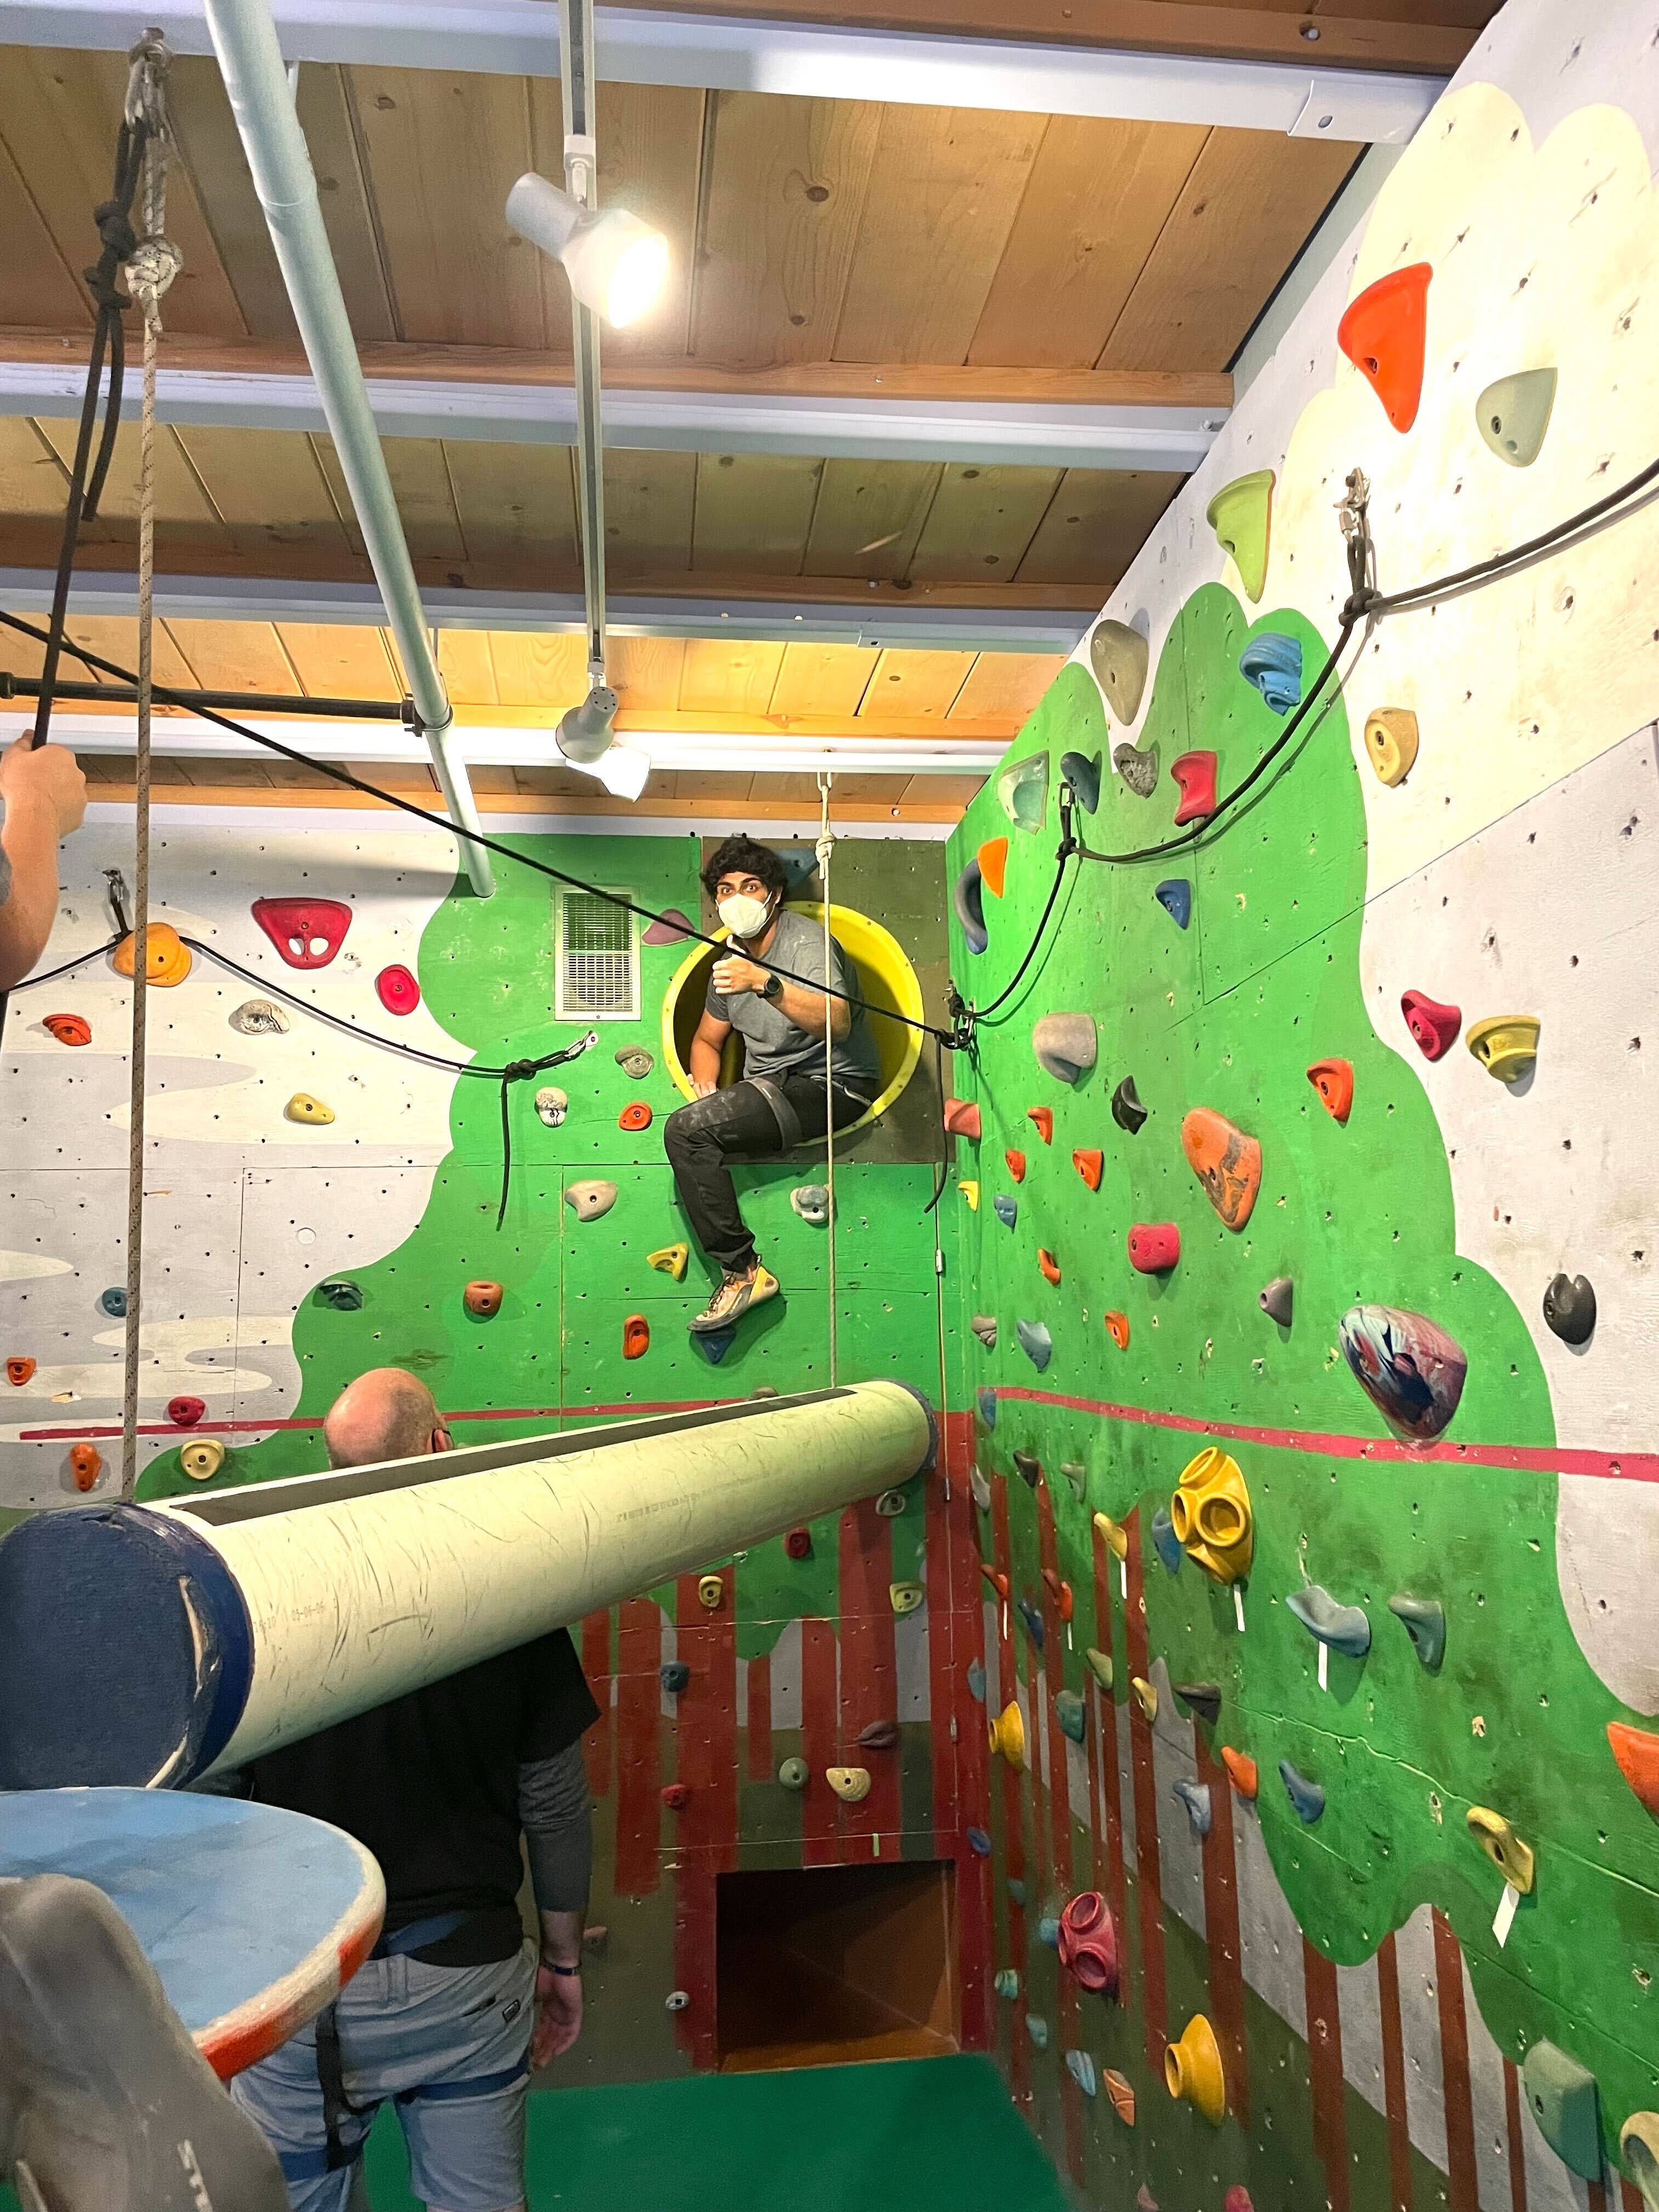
[1173,1682,1222,1728]
[1060,749,1102,814]
[1013,1450,1041,1489]
[661,1661,691,1693]
[1542,1272,1596,1346]
[1387,1594,1446,1672]
[1112,1077,1148,1135]
[1113,741,1159,798]
[1259,1276,1294,1325]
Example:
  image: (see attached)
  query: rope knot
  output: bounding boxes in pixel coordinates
[127,234,183,306]
[501,1058,541,1082]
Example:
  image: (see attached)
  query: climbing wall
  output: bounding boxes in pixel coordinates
[1,811,988,2085]
[943,3,1659,2208]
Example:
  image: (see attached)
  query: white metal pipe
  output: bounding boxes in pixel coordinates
[199,0,495,897]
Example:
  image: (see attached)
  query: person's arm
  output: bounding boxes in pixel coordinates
[518,1739,593,2067]
[0,741,88,992]
[710,952,850,1043]
[689,1006,731,1098]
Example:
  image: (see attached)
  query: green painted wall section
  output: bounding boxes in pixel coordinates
[946,588,1659,2183]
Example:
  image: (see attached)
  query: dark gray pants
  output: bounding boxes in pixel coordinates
[663,1076,866,1276]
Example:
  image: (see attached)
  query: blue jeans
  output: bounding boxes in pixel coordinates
[231,1943,537,2212]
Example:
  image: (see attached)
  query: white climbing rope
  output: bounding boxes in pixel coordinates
[816,773,838,1388]
[119,34,180,1500]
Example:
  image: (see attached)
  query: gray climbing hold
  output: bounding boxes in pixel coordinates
[1173,1683,1221,1728]
[665,1989,691,2011]
[1387,1593,1446,1672]
[967,1659,987,1703]
[1173,1779,1212,1839]
[535,1086,568,1126]
[99,1286,127,1318]
[1287,1584,1371,1658]
[1114,741,1160,798]
[1521,2041,1601,2179]
[977,1387,997,1430]
[316,1278,364,1312]
[953,858,989,956]
[1150,1507,1183,1577]
[661,1661,691,1693]
[1016,1320,1052,1372]
[857,1718,900,1751]
[1477,367,1556,469]
[1055,1690,1086,1745]
[992,1194,1018,1229]
[615,1046,654,1079]
[969,1464,992,1512]
[1543,1272,1596,1346]
[1060,1461,1087,1502]
[876,1489,907,1518]
[1090,619,1150,724]
[791,1184,831,1226]
[1032,1012,1097,1085]
[1060,749,1102,814]
[1013,1450,1040,1489]
[1065,2049,1099,2098]
[1111,1077,1148,1135]
[970,1314,998,1351]
[230,997,290,1034]
[1259,1276,1294,1325]
[566,1180,618,1221]
[1279,1760,1325,1824]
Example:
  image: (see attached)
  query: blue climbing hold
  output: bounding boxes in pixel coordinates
[1016,1320,1052,1372]
[1026,2014,1049,2050]
[1286,1584,1372,1658]
[99,1286,127,1318]
[967,1826,993,1858]
[993,1968,1020,2000]
[1060,749,1102,814]
[1173,1778,1213,1838]
[693,1324,738,1365]
[1239,631,1304,715]
[1018,1596,1046,1651]
[660,1661,691,1694]
[977,1387,998,1429]
[1036,1915,1060,1951]
[952,857,989,956]
[1007,1878,1027,1908]
[992,1193,1018,1229]
[967,1659,987,1703]
[1155,878,1192,929]
[1055,1690,1087,1744]
[1279,1759,1326,1824]
[1065,2050,1099,2098]
[775,846,820,894]
[1150,1506,1183,1577]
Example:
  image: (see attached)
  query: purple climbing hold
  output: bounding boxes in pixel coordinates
[1339,1304,1468,1443]
[644,909,695,946]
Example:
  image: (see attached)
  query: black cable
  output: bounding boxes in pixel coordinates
[179,936,489,1077]
[970,839,1077,1023]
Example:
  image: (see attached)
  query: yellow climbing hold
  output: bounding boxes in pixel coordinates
[648,1244,690,1281]
[179,1437,225,1482]
[958,1181,979,1211]
[1205,470,1274,603]
[890,1581,926,1616]
[1131,1676,1158,1723]
[826,1766,872,1804]
[1466,1015,1539,1085]
[1169,1446,1254,1585]
[1165,2014,1227,2125]
[988,1699,1025,1771]
[1092,1511,1128,1561]
[113,922,193,988]
[697,1573,724,1610]
[285,1093,335,1125]
[1364,708,1419,788]
[1467,1805,1535,1894]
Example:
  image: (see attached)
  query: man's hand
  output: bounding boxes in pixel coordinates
[712,954,769,998]
[532,1961,583,2067]
[0,739,87,840]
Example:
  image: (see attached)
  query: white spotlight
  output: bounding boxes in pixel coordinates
[554,684,650,802]
[505,172,669,331]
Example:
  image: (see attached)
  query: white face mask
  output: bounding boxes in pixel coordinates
[718,891,772,940]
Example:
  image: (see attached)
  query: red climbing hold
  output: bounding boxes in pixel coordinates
[5,1358,35,1387]
[661,1783,691,1811]
[70,1442,101,1492]
[980,1563,1011,1601]
[1073,1148,1102,1191]
[1225,2191,1255,2212]
[1401,989,1462,1061]
[944,1099,981,1140]
[1609,1723,1659,1821]
[1039,1249,1062,1286]
[1041,1567,1074,1622]
[785,1528,812,1560]
[1306,1057,1354,1124]
[1338,262,1432,433]
[1057,1892,1119,1996]
[1104,1311,1130,1350]
[1006,1149,1027,1183]
[1128,1222,1180,1274]
[619,1101,654,1132]
[43,1013,92,1047]
[1170,749,1218,827]
[375,964,420,1015]
[1027,1107,1053,1146]
[167,1396,206,1427]
[623,1313,650,1361]
[252,896,353,970]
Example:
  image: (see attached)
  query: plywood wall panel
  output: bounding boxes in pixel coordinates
[162,619,302,698]
[803,460,940,581]
[691,452,821,575]
[488,630,588,709]
[0,417,69,526]
[59,616,198,693]
[165,57,300,342]
[946,651,1065,725]
[0,128,87,329]
[294,63,399,346]
[592,81,706,360]
[274,623,400,701]
[445,441,579,569]
[602,449,697,577]
[1014,466,1184,588]
[860,648,972,719]
[29,418,232,553]
[768,641,881,720]
[435,629,500,707]
[678,637,787,716]
[904,462,1060,583]
[316,434,466,565]
[172,427,350,557]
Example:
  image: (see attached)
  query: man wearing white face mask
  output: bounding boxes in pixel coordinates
[664,837,877,1333]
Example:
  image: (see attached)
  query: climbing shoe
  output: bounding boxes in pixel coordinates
[689,1266,780,1334]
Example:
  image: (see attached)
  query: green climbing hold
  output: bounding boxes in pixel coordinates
[1387,1593,1446,1672]
[1090,619,1149,723]
[1522,2041,1601,2179]
[1084,1648,1114,1691]
[316,1278,364,1312]
[994,1967,1020,2000]
[1055,1690,1087,1744]
[1477,367,1556,469]
[777,1757,809,1791]
[998,753,1049,834]
[1205,470,1274,603]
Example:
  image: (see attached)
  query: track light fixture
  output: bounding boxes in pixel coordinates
[505,173,669,331]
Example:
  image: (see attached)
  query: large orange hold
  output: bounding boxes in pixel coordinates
[1181,1108,1262,1231]
[1338,262,1432,433]
[1609,1722,1659,1820]
[978,838,1008,899]
[113,922,192,987]
[1221,1746,1259,1800]
[623,1313,650,1361]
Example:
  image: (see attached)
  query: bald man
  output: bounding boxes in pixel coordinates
[229,1369,599,2212]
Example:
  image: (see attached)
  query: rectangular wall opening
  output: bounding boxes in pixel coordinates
[715,1859,959,2073]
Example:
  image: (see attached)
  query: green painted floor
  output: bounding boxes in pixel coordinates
[365,2054,1068,2211]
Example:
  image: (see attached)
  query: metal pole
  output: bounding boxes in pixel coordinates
[561,0,607,688]
[199,0,493,896]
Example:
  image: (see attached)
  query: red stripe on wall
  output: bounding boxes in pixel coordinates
[1376,1933,1414,2212]
[671,1567,738,2071]
[1431,1909,1480,2212]
[1620,2181,1646,2212]
[838,1496,900,1850]
[800,1615,840,1869]
[1587,2184,1607,2212]
[939,1418,991,2050]
[1303,1939,1351,2212]
[1194,1729,1249,2128]
[580,1610,613,1801]
[991,1472,1029,2104]
[1091,1517,1130,2005]
[1503,2058,1530,2212]
[746,1654,772,1783]
[1036,1478,1085,2188]
[1123,1508,1167,2071]
[611,1598,662,1899]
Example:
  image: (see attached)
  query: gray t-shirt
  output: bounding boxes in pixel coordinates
[707,906,878,1099]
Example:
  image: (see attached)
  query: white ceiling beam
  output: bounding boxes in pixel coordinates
[0,0,1442,139]
[0,360,1221,473]
[0,568,1090,654]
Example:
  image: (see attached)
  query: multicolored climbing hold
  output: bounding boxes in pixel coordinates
[1093,1513,1128,1562]
[1337,262,1432,433]
[943,1099,982,1140]
[1171,1446,1253,1583]
[1165,2015,1226,2124]
[1032,1012,1097,1085]
[1205,470,1274,602]
[315,1282,363,1321]
[4,1358,35,1387]
[1521,2042,1601,2179]
[1607,1722,1659,1821]
[1013,1451,1040,1490]
[1026,1106,1053,1146]
[1173,1683,1221,1728]
[1259,1276,1294,1326]
[958,1181,979,1211]
[1221,1747,1259,1799]
[1128,1223,1180,1273]
[998,753,1049,834]
[69,1443,103,1492]
[622,1313,650,1361]
[890,1581,926,1616]
[1287,1584,1371,1658]
[642,910,693,946]
[790,1184,831,1225]
[1339,1304,1467,1442]
[375,965,420,1015]
[1057,1891,1118,1995]
[952,859,989,956]
[648,1244,689,1280]
[1543,1273,1596,1346]
[1466,1015,1539,1085]
[1388,1594,1446,1671]
[464,1280,504,1318]
[616,1046,653,1080]
[978,838,1008,899]
[1170,750,1218,827]
[114,922,192,986]
[1173,1779,1212,1838]
[1364,708,1419,787]
[1015,1320,1052,1371]
[1467,1806,1534,1894]
[970,1315,997,1351]
[43,1013,91,1047]
[535,1087,567,1126]
[1155,877,1192,929]
[977,1388,997,1429]
[285,1093,335,1125]
[1105,2072,1136,2126]
[1115,742,1160,798]
[1181,1108,1261,1230]
[1239,632,1303,715]
[1149,1506,1183,1578]
[1401,989,1462,1060]
[988,1700,1025,1770]
[230,998,290,1035]
[1279,1760,1325,1824]
[661,1661,691,1692]
[1037,1249,1061,1286]
[1090,620,1149,723]
[1065,2050,1098,2098]
[1073,1148,1102,1190]
[1307,1057,1353,1124]
[1477,366,1556,468]
[1111,1077,1148,1135]
[1131,1677,1158,1723]
[566,1180,618,1221]
[251,897,352,971]
[1005,1149,1027,1184]
[619,1101,654,1132]
[777,1757,809,1791]
[826,1767,872,1804]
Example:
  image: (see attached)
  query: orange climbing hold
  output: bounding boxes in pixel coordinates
[69,1442,101,1492]
[1039,1249,1062,1286]
[980,1562,1010,1601]
[1027,1107,1053,1146]
[1181,1108,1262,1231]
[619,1101,653,1132]
[1338,262,1432,433]
[1221,1746,1259,1800]
[113,922,192,987]
[623,1313,650,1361]
[1306,1058,1354,1125]
[1073,1148,1102,1191]
[1104,1311,1130,1350]
[1041,1567,1074,1623]
[1006,1149,1027,1182]
[1609,1722,1659,1821]
[43,1014,92,1047]
[5,1358,35,1387]
[978,838,1008,899]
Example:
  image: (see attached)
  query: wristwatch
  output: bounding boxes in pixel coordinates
[760,971,783,1002]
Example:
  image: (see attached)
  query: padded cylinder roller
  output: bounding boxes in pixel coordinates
[0,1384,935,1791]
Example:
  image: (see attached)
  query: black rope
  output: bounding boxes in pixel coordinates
[493,1040,596,1229]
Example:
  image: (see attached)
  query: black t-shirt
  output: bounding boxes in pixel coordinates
[248,1630,599,1966]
